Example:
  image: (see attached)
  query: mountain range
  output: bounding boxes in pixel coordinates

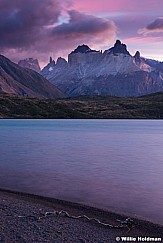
[1,40,163,100]
[0,42,163,118]
[0,55,64,99]
[41,40,163,97]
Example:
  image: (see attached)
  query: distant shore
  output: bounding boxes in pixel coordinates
[0,188,163,242]
[1,92,163,119]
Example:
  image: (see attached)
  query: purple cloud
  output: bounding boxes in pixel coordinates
[147,17,163,30]
[52,10,116,35]
[49,10,116,52]
[0,2,116,66]
[138,17,163,35]
[0,0,61,49]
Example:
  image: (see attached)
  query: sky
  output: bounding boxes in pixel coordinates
[0,0,163,67]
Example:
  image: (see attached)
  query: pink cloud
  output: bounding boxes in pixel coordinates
[124,36,162,44]
[138,17,163,35]
[71,0,163,14]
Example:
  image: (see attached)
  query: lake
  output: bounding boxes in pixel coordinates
[0,119,163,225]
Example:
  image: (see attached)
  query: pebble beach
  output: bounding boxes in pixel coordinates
[0,189,163,243]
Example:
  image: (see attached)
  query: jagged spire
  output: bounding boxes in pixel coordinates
[50,56,53,63]
[108,40,131,55]
[134,51,140,58]
[134,51,141,63]
[115,40,121,46]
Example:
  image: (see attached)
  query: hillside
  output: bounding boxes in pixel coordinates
[0,92,163,119]
[0,55,64,99]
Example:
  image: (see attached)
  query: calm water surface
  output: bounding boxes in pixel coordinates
[0,119,163,225]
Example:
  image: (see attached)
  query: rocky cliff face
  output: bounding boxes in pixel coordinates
[41,40,163,97]
[0,55,64,99]
[18,58,41,72]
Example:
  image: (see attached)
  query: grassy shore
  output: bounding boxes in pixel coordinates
[0,188,163,242]
[0,92,163,118]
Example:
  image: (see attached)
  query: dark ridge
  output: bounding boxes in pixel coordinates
[71,44,98,54]
[56,57,68,66]
[0,55,64,99]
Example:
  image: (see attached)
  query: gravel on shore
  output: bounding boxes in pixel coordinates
[0,189,163,243]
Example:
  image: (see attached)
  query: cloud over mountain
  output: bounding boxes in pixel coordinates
[0,0,116,65]
[50,10,116,48]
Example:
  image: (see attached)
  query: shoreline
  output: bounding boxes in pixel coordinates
[0,188,163,242]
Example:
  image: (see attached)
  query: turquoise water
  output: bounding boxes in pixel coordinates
[0,119,163,224]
